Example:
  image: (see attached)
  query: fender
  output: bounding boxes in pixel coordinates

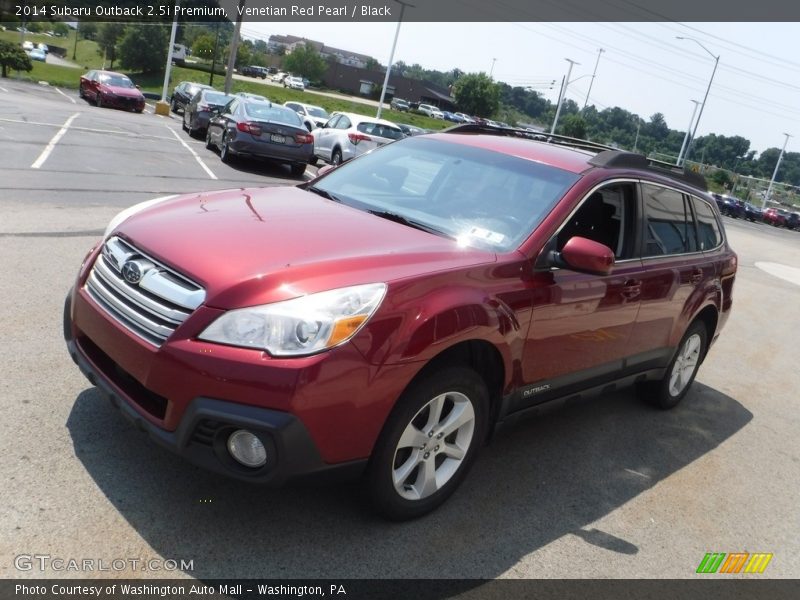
[352,259,532,393]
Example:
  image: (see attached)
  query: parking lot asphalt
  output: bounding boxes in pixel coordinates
[1,79,799,582]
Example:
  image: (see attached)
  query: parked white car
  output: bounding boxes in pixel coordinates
[417,103,444,119]
[311,112,405,165]
[284,76,305,91]
[284,101,330,131]
[22,40,34,51]
[271,71,287,83]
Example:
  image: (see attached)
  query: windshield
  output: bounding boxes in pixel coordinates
[357,122,404,140]
[309,137,579,251]
[100,75,134,88]
[205,92,234,105]
[244,104,302,127]
[307,106,329,118]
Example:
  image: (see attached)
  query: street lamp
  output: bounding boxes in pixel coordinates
[676,99,701,166]
[676,36,719,165]
[763,133,792,209]
[376,0,414,120]
[550,58,579,135]
[489,58,497,78]
[582,48,604,110]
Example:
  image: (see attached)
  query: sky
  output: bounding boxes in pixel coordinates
[238,21,800,157]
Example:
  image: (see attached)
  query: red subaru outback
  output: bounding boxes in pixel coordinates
[64,126,737,520]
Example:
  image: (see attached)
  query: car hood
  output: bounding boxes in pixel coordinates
[115,186,496,309]
[102,84,143,98]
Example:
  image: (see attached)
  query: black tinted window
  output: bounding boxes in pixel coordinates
[642,184,698,256]
[692,197,722,250]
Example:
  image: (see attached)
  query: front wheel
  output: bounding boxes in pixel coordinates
[205,129,215,150]
[638,321,708,409]
[367,367,489,520]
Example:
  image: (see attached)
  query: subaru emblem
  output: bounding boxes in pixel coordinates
[121,260,143,284]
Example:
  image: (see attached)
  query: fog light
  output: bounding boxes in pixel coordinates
[227,430,267,468]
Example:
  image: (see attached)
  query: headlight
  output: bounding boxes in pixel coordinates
[198,283,387,356]
[104,195,178,239]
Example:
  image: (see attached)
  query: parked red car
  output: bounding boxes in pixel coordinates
[79,70,145,113]
[762,207,790,227]
[64,126,737,519]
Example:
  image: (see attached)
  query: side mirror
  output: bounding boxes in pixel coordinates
[560,236,615,275]
[135,84,141,90]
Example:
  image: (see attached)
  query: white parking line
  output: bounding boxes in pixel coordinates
[0,85,8,93]
[31,113,79,169]
[0,117,177,141]
[54,87,77,104]
[166,125,217,180]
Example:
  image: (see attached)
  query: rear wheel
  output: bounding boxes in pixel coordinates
[96,94,103,108]
[638,321,708,409]
[367,367,489,520]
[290,163,306,177]
[220,134,233,164]
[331,148,343,166]
[170,98,178,113]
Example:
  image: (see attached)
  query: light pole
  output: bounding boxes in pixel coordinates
[582,48,604,110]
[376,0,414,120]
[489,58,497,78]
[224,0,246,95]
[763,133,792,209]
[550,58,579,135]
[155,0,180,115]
[676,36,719,165]
[676,99,701,166]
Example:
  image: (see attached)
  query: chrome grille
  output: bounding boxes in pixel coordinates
[85,236,206,346]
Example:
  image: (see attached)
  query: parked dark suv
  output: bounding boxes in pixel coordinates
[64,125,737,520]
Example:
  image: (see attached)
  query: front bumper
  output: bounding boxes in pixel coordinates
[64,289,372,485]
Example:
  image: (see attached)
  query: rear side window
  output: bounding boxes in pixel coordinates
[642,184,698,256]
[692,197,723,250]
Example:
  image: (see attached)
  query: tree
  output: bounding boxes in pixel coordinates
[191,33,218,61]
[0,40,32,78]
[283,43,327,81]
[365,57,381,71]
[79,22,97,41]
[96,23,125,69]
[52,22,70,37]
[119,24,168,73]
[452,73,500,117]
[561,114,587,139]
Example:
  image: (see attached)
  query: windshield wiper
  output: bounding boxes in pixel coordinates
[306,186,342,203]
[367,209,455,240]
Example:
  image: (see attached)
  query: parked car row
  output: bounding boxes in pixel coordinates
[712,193,799,230]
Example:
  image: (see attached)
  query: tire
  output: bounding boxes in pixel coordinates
[367,367,489,521]
[220,134,233,164]
[78,86,84,99]
[170,98,178,113]
[96,94,103,108]
[638,321,708,410]
[205,129,215,150]
[331,148,343,166]
[290,163,306,177]
[308,155,318,166]
[182,114,188,132]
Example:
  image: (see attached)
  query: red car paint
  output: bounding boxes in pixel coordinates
[79,70,146,113]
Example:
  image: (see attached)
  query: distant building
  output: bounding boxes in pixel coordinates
[268,34,374,69]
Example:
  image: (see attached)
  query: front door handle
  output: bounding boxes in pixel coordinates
[621,279,641,299]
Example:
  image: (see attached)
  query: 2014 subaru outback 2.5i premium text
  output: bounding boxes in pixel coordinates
[64,125,737,520]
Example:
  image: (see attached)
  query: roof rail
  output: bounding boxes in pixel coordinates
[443,123,615,153]
[589,151,708,191]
